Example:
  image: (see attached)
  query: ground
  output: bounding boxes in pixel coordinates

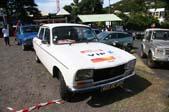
[0,37,169,112]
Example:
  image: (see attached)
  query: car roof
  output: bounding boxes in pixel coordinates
[103,31,129,34]
[145,28,169,31]
[42,23,89,29]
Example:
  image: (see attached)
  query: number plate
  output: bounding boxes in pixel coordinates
[101,81,123,92]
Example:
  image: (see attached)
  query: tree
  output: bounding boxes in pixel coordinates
[8,0,41,20]
[79,0,103,14]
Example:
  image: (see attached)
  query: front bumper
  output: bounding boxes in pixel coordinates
[68,72,135,93]
[153,56,169,62]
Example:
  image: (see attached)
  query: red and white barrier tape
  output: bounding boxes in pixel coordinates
[7,99,64,112]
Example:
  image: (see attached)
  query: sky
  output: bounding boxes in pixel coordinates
[35,0,121,13]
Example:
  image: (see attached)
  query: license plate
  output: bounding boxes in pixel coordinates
[101,81,123,92]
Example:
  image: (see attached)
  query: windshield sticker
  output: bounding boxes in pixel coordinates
[91,56,115,63]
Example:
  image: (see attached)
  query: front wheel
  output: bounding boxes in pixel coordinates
[35,54,41,63]
[140,46,146,58]
[147,52,156,68]
[59,73,73,101]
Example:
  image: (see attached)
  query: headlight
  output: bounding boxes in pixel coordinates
[75,69,94,81]
[155,48,165,55]
[126,59,136,70]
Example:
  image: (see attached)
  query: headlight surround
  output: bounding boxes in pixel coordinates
[125,59,136,70]
[155,48,165,55]
[75,69,94,81]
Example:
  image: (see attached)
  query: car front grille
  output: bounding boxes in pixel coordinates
[93,64,126,82]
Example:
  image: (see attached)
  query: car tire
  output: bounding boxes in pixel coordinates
[147,52,156,68]
[59,73,73,101]
[35,54,41,63]
[22,44,28,51]
[140,46,146,58]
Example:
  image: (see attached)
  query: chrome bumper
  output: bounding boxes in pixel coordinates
[69,72,135,93]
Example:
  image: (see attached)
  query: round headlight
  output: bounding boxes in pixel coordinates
[126,59,136,70]
[75,69,93,81]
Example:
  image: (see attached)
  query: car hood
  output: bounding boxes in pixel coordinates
[50,42,136,70]
[153,40,169,48]
[22,32,38,40]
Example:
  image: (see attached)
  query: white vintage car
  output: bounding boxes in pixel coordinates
[33,23,136,100]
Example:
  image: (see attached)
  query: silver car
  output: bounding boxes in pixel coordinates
[140,28,169,68]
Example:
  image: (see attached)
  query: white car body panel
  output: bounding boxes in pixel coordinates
[33,23,136,91]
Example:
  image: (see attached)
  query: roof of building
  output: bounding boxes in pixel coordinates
[78,14,122,23]
[148,8,165,12]
[57,9,70,16]
[146,28,169,31]
[42,23,89,28]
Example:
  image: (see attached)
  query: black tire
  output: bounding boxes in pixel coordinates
[59,73,73,101]
[35,54,41,63]
[147,52,156,68]
[22,44,27,51]
[140,46,146,58]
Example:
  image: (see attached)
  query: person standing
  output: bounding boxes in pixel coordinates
[2,25,10,46]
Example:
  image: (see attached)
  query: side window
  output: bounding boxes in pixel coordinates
[104,34,111,40]
[38,28,45,40]
[111,33,117,39]
[147,31,152,41]
[16,27,20,34]
[44,28,50,44]
[118,33,129,38]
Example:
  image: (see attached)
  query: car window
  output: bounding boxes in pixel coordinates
[153,31,169,40]
[97,32,109,40]
[146,31,152,41]
[118,33,130,38]
[52,26,97,44]
[38,28,45,40]
[22,25,39,33]
[44,28,50,44]
[16,27,20,34]
[110,33,117,39]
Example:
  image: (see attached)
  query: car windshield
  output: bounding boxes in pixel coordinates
[97,32,109,40]
[52,26,97,44]
[22,25,39,33]
[154,31,169,40]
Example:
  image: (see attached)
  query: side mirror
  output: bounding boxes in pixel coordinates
[41,40,48,44]
[142,39,146,42]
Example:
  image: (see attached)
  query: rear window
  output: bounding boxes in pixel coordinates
[118,33,131,38]
[22,25,39,33]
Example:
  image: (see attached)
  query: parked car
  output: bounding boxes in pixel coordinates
[92,28,102,34]
[140,28,169,68]
[97,31,134,52]
[33,23,136,101]
[16,25,39,50]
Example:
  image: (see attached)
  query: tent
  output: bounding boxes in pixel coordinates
[78,14,122,23]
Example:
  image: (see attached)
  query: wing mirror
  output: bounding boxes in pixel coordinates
[41,40,48,44]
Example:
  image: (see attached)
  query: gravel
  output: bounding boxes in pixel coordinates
[0,37,168,112]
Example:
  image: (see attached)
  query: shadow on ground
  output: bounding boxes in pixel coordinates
[69,74,151,108]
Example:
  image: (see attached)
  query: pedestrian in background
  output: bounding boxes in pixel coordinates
[2,25,10,46]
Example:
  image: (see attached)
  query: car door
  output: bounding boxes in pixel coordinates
[34,27,45,63]
[40,28,53,72]
[117,33,132,46]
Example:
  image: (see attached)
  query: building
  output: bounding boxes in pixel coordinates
[148,8,166,23]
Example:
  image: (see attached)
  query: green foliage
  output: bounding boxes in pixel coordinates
[125,13,158,30]
[64,0,103,22]
[2,0,41,21]
[160,21,169,28]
